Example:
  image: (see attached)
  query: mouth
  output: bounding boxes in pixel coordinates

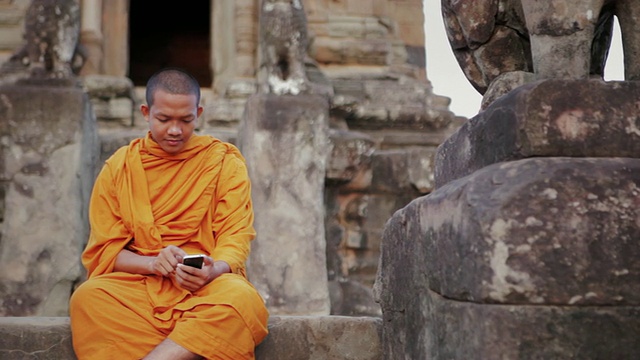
[166,139,182,146]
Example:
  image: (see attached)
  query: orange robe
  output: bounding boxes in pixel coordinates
[69,133,269,359]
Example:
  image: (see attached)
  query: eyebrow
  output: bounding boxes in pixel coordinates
[154,112,195,120]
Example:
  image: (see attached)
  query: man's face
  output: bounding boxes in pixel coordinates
[141,89,203,155]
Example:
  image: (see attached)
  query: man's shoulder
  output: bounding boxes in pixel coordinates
[103,138,141,167]
[198,134,244,160]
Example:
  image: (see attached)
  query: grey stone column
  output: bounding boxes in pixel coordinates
[0,85,100,316]
[240,94,331,315]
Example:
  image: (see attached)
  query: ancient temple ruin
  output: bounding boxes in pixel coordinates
[0,1,457,357]
[2,0,639,359]
[0,0,456,319]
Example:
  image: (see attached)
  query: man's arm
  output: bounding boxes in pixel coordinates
[210,152,256,275]
[114,249,156,275]
[82,155,133,278]
[114,246,188,277]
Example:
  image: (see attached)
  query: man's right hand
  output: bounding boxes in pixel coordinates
[149,245,186,276]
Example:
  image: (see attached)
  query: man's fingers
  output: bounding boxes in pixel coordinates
[202,256,214,267]
[158,246,184,269]
[177,263,199,276]
[176,265,205,288]
[162,262,176,275]
[167,245,187,259]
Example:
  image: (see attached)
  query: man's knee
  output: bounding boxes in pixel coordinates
[70,277,106,309]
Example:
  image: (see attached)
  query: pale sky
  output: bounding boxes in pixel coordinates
[423,2,625,119]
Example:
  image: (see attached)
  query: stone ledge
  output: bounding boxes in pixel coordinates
[0,315,382,359]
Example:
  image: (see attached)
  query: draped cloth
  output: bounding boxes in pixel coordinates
[70,133,269,359]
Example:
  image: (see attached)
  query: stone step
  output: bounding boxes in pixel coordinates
[0,315,381,359]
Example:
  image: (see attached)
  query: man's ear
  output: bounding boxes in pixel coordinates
[141,104,150,119]
[197,106,204,118]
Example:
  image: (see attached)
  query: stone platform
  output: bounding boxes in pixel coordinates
[0,315,381,359]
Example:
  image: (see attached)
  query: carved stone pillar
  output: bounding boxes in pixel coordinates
[241,94,331,315]
[80,0,103,75]
[101,0,128,77]
[212,0,257,95]
[235,0,258,78]
[212,0,235,94]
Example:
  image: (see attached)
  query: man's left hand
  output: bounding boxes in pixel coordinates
[174,257,230,292]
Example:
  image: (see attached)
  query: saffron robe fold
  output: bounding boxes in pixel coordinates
[70,133,269,359]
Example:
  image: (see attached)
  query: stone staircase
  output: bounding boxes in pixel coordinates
[0,315,381,359]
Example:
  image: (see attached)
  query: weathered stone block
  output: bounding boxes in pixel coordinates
[0,85,99,316]
[90,97,133,125]
[331,76,455,132]
[312,37,391,65]
[82,75,134,99]
[383,157,640,305]
[204,97,245,128]
[435,79,640,188]
[385,289,640,360]
[0,317,76,359]
[326,129,375,184]
[375,156,640,359]
[240,94,331,315]
[256,315,382,360]
[326,16,388,38]
[371,147,435,194]
[328,279,382,317]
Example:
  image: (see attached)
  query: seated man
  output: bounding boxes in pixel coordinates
[70,68,269,359]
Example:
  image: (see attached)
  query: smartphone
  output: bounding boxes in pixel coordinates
[182,254,205,269]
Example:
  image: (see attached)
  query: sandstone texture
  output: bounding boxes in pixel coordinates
[376,157,640,359]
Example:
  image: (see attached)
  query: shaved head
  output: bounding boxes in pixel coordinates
[145,67,201,107]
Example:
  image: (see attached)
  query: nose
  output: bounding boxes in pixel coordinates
[168,122,182,135]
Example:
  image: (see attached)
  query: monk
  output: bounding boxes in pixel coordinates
[69,67,269,359]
